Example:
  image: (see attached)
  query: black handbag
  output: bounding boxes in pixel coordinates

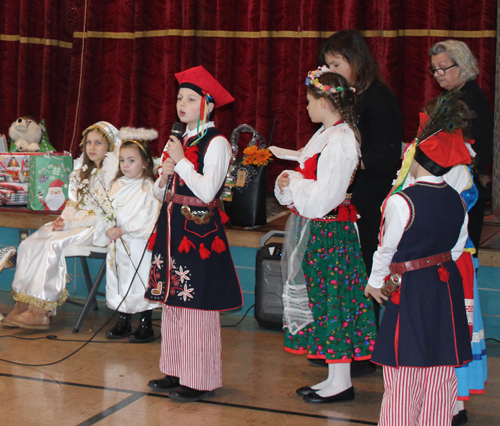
[222,124,267,227]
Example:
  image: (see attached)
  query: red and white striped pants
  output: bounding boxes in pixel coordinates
[160,305,222,391]
[379,366,457,426]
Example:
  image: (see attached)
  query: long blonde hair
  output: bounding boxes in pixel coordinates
[77,127,112,200]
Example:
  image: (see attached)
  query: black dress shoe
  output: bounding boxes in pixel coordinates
[106,314,132,339]
[303,386,355,403]
[296,386,316,396]
[351,360,376,378]
[147,375,180,392]
[168,385,214,402]
[452,409,468,426]
[128,317,155,343]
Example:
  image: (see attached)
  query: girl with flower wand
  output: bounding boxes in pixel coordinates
[93,128,161,343]
[275,68,377,403]
[2,122,120,330]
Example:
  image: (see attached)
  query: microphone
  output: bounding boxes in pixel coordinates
[164,122,184,194]
[170,122,184,142]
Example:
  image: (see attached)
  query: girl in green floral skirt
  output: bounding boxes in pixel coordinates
[275,67,377,403]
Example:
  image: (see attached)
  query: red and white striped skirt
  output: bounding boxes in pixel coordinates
[379,365,457,426]
[160,305,222,391]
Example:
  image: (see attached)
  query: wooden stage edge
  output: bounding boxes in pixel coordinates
[1,207,498,268]
[0,207,58,230]
[0,206,289,249]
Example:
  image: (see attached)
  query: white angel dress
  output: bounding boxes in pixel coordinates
[94,177,161,314]
[11,153,119,311]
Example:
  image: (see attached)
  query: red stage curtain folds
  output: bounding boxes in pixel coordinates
[0,0,496,187]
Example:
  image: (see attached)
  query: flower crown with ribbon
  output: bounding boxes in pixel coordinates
[305,66,356,94]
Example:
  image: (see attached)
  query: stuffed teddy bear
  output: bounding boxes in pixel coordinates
[8,116,44,152]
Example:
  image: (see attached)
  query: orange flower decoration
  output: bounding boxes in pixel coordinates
[242,145,258,165]
[242,154,256,165]
[254,148,273,166]
[242,146,273,167]
[243,145,259,156]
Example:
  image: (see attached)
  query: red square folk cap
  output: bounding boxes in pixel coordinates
[415,113,471,176]
[175,66,234,108]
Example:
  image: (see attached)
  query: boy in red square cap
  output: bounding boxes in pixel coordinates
[145,66,242,402]
[365,91,473,425]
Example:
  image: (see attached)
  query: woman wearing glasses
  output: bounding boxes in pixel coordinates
[429,40,491,426]
[429,40,493,254]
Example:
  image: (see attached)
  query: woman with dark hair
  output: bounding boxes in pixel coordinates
[429,39,493,256]
[318,29,404,325]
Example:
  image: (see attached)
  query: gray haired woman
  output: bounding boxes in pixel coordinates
[429,39,493,255]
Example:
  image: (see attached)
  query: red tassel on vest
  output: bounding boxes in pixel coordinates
[178,236,196,253]
[391,291,401,305]
[211,236,226,253]
[438,265,450,282]
[219,209,230,224]
[199,243,211,259]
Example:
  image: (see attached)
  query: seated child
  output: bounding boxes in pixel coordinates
[2,122,120,330]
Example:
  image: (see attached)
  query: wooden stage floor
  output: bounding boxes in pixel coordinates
[1,291,500,426]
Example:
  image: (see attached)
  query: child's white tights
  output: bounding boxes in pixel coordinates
[453,400,465,415]
[311,363,352,396]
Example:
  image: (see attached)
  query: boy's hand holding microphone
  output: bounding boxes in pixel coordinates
[159,122,184,189]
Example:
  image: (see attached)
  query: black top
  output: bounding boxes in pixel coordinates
[456,80,494,195]
[351,81,404,212]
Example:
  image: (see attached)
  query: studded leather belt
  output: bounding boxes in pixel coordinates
[382,251,452,298]
[167,192,220,209]
[389,251,452,275]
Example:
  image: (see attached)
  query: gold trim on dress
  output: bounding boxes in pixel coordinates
[65,200,80,209]
[12,289,70,311]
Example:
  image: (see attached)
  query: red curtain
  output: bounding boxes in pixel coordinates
[0,0,496,186]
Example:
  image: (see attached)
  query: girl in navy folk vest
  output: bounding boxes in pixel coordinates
[145,66,242,402]
[365,108,473,425]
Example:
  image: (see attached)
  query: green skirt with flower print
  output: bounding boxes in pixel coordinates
[284,218,377,362]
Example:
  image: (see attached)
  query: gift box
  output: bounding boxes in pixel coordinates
[0,152,44,206]
[27,153,73,211]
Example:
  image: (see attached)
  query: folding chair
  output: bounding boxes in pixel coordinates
[63,245,107,332]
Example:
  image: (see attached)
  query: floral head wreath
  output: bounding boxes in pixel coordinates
[305,66,356,94]
[117,127,158,156]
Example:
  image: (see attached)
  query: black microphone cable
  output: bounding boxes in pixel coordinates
[0,124,188,366]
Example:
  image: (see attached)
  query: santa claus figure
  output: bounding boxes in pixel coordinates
[39,179,66,211]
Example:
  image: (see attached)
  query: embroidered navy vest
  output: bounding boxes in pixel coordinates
[145,128,242,311]
[372,182,472,368]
